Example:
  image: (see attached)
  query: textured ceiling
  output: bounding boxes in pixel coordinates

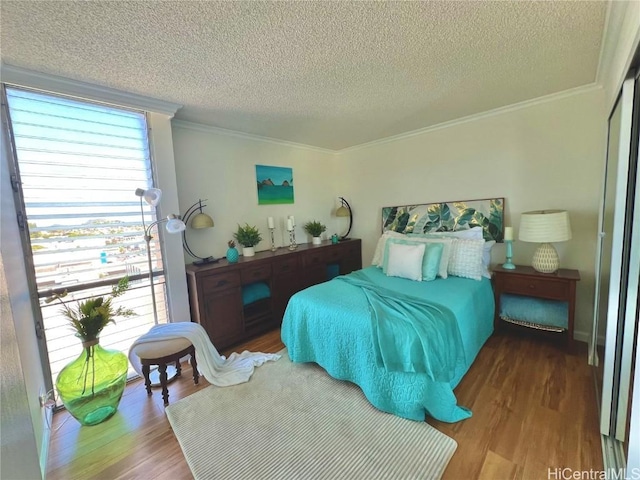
[1,1,607,151]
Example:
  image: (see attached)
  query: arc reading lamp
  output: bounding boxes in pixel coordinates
[336,196,353,241]
[182,199,217,265]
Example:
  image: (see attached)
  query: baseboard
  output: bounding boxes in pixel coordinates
[600,433,626,477]
[573,329,605,346]
[40,406,52,479]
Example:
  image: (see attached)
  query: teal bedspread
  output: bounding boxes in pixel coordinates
[281,266,494,423]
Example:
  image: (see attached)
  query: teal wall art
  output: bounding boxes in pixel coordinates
[256,165,294,205]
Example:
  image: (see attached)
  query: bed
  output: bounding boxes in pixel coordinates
[281,198,504,423]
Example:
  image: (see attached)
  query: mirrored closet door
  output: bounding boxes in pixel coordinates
[591,66,640,468]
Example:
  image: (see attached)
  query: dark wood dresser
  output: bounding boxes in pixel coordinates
[186,239,362,349]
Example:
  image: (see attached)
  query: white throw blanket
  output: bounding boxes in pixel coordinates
[128,322,280,387]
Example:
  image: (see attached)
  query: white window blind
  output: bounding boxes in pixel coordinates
[4,86,168,386]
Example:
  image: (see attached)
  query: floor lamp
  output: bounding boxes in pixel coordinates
[135,187,186,384]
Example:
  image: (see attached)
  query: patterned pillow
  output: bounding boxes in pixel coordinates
[447,238,485,281]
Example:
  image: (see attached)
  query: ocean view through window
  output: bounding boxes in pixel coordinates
[4,86,169,399]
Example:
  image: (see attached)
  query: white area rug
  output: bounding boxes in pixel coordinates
[166,350,457,480]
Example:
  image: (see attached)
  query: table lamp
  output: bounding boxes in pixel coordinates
[519,210,572,273]
[336,197,353,241]
[182,199,217,265]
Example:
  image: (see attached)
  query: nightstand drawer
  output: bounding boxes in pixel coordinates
[502,276,568,300]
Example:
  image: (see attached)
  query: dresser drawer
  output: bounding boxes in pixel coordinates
[273,256,298,275]
[324,246,344,263]
[201,271,240,293]
[302,249,325,267]
[502,275,568,300]
[241,264,272,283]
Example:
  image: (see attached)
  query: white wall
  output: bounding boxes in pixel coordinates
[148,113,190,324]
[171,123,339,261]
[337,88,606,341]
[1,107,46,479]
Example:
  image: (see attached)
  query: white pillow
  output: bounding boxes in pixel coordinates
[371,231,409,267]
[404,237,452,279]
[385,243,425,281]
[482,240,496,279]
[417,226,484,241]
[448,238,485,281]
[375,232,452,279]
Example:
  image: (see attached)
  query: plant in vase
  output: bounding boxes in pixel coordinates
[304,220,327,245]
[226,240,239,263]
[233,223,262,257]
[46,277,135,426]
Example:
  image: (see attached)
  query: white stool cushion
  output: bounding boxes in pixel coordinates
[132,337,192,360]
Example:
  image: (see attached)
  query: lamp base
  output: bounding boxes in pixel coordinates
[502,240,515,269]
[193,257,218,266]
[531,243,559,273]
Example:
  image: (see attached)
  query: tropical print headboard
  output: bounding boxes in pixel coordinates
[382,197,505,242]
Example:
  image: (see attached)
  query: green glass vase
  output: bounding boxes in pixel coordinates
[56,338,128,426]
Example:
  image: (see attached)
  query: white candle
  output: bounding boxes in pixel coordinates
[267,217,275,229]
[504,227,513,241]
[289,215,295,226]
[287,218,293,231]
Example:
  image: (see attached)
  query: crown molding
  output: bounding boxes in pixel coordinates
[595,0,618,87]
[338,83,602,154]
[171,119,336,154]
[1,64,182,116]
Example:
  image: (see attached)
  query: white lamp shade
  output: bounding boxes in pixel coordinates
[135,187,162,207]
[191,212,214,229]
[519,210,572,243]
[165,216,186,233]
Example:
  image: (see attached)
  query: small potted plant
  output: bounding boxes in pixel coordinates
[233,223,262,257]
[304,220,327,245]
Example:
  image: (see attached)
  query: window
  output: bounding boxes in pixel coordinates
[3,86,169,393]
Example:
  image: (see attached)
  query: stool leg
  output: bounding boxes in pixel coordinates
[159,364,169,405]
[191,349,199,385]
[176,358,182,377]
[142,364,152,396]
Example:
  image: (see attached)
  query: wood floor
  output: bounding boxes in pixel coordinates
[46,328,603,480]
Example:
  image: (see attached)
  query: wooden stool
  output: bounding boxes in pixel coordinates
[132,337,199,405]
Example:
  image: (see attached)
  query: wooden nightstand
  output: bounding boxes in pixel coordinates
[492,265,580,350]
